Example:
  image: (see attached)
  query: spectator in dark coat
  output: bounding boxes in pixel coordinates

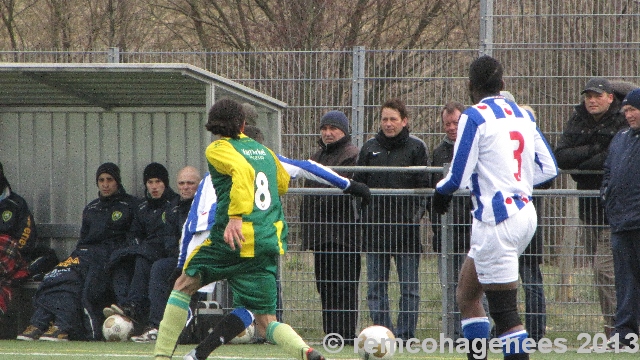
[430,101,473,339]
[17,162,138,341]
[105,162,179,323]
[554,77,626,331]
[602,87,640,349]
[354,98,429,340]
[300,110,362,343]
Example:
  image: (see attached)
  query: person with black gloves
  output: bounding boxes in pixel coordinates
[300,110,363,343]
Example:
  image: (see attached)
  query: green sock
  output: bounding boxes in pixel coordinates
[153,290,191,359]
[266,321,310,360]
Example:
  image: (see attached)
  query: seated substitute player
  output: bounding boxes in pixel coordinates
[17,163,139,341]
[433,56,558,360]
[153,99,365,360]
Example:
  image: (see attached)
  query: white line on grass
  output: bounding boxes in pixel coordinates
[0,353,297,359]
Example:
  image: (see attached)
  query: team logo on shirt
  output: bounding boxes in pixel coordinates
[2,210,12,222]
[112,211,123,221]
[162,211,167,223]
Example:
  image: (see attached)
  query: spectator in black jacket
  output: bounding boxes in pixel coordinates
[354,98,429,340]
[601,87,640,350]
[554,77,626,332]
[131,166,201,343]
[17,162,138,341]
[300,110,362,343]
[430,101,472,339]
[104,162,179,323]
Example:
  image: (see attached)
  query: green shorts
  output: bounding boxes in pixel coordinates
[185,241,278,314]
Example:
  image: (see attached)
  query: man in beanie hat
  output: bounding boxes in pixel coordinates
[300,110,363,343]
[143,162,170,191]
[555,77,627,334]
[0,161,36,315]
[105,162,179,323]
[17,162,138,341]
[601,87,640,350]
[96,162,122,189]
[318,110,350,137]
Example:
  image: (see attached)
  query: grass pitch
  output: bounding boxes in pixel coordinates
[0,340,637,359]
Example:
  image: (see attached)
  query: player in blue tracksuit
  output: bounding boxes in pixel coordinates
[433,56,557,360]
[17,163,139,341]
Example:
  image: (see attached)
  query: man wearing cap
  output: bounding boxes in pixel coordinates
[601,87,640,350]
[17,162,139,341]
[105,162,180,323]
[555,77,627,334]
[300,110,362,343]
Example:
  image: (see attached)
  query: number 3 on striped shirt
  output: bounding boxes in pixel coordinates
[509,131,524,181]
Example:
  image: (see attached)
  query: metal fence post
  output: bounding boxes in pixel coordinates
[107,47,120,63]
[440,163,456,339]
[479,0,494,57]
[351,46,366,149]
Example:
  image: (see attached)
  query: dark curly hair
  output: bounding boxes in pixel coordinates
[205,98,245,139]
[469,55,503,96]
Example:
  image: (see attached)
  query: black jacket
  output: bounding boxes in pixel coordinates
[109,187,180,266]
[555,100,626,190]
[430,137,472,254]
[33,187,139,340]
[354,128,429,253]
[300,135,360,251]
[554,100,626,224]
[0,190,37,258]
[602,127,640,233]
[77,187,139,250]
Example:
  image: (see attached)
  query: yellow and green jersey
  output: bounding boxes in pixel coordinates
[205,134,290,258]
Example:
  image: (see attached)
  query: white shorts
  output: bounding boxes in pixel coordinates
[468,202,537,284]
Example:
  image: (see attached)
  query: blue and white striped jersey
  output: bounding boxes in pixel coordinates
[436,96,558,225]
[177,154,352,268]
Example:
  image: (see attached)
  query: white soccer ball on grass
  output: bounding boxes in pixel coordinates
[356,325,396,359]
[102,314,134,342]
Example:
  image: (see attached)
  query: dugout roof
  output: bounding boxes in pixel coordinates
[0,63,286,111]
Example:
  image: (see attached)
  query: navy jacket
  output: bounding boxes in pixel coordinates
[33,188,139,340]
[354,128,429,253]
[602,127,640,233]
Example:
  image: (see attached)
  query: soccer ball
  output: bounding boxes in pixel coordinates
[102,314,134,341]
[357,325,396,359]
[228,323,255,344]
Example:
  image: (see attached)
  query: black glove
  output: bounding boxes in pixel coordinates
[167,267,182,285]
[432,190,453,215]
[344,180,371,207]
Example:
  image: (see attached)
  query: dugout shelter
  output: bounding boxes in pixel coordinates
[0,63,287,258]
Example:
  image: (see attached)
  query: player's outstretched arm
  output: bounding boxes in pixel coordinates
[277,154,350,189]
[533,127,559,186]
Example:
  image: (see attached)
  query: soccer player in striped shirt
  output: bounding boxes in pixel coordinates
[433,55,557,360]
